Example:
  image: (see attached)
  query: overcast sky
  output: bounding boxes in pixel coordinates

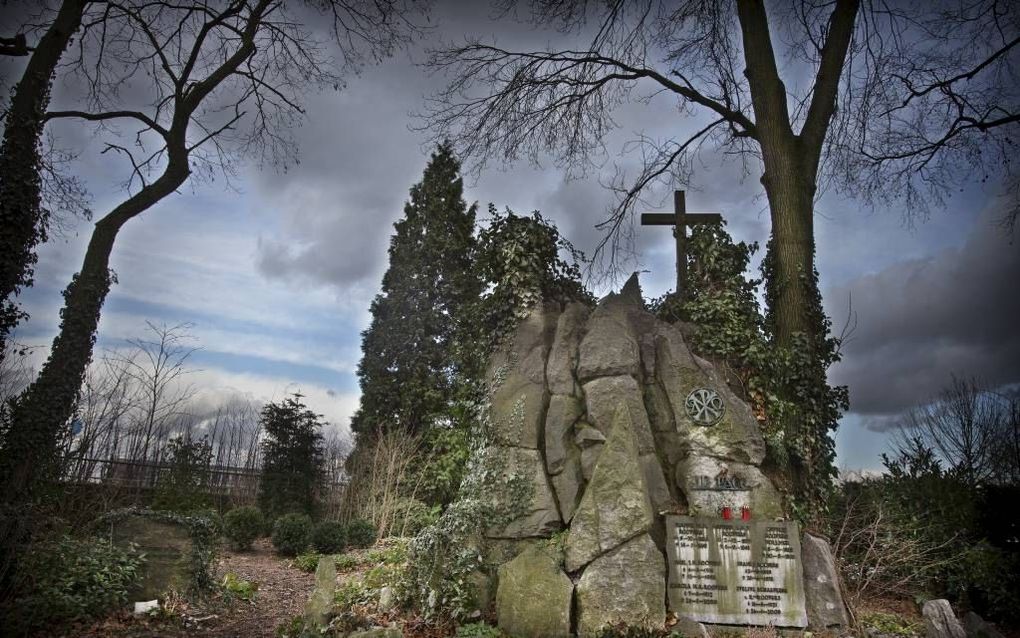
[6,1,1018,471]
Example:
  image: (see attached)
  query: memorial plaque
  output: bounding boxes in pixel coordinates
[666,516,807,627]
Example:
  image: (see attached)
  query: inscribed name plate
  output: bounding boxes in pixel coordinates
[666,516,807,627]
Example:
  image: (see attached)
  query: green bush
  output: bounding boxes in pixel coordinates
[152,437,213,512]
[221,572,258,602]
[224,506,266,551]
[366,541,407,565]
[311,520,347,553]
[392,497,441,536]
[292,552,322,573]
[345,518,377,548]
[335,553,358,571]
[188,508,224,535]
[457,622,508,637]
[272,513,312,556]
[0,535,143,634]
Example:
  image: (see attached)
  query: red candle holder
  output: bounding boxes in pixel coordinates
[721,506,732,520]
[741,506,751,521]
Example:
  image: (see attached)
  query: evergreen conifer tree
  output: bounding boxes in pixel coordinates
[351,143,480,436]
[257,395,326,519]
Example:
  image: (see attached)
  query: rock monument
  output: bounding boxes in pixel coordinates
[482,274,843,636]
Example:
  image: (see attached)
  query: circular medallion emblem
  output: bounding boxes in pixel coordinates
[685,388,725,426]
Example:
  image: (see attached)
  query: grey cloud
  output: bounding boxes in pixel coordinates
[827,204,1020,429]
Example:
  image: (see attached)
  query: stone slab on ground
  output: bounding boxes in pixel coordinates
[495,547,573,638]
[801,532,849,629]
[109,515,194,599]
[666,516,807,628]
[304,554,336,628]
[575,533,666,637]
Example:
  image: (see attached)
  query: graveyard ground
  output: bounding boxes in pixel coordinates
[66,539,316,637]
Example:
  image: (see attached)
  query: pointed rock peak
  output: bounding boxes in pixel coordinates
[620,272,643,304]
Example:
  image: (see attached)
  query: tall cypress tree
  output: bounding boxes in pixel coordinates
[352,143,480,437]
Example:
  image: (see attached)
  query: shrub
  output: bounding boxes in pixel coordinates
[457,622,508,637]
[366,541,407,565]
[345,518,377,548]
[311,520,347,553]
[222,572,258,602]
[335,553,359,571]
[224,506,265,551]
[292,552,322,573]
[334,579,374,609]
[272,513,312,556]
[152,437,213,512]
[193,508,225,534]
[0,535,143,634]
[392,497,441,536]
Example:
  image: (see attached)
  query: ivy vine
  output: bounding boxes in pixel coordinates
[649,222,848,523]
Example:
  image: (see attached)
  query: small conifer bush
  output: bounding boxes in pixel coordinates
[223,506,265,551]
[311,520,347,553]
[271,513,312,556]
[344,519,377,548]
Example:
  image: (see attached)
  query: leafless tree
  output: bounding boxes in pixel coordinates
[424,0,1016,328]
[892,376,1020,487]
[420,0,1017,504]
[59,347,140,483]
[2,0,427,502]
[114,322,199,466]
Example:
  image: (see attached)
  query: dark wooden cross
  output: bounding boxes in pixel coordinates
[640,190,722,302]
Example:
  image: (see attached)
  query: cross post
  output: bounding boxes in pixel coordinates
[640,190,722,302]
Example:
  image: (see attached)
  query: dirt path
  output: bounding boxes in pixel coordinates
[202,539,316,637]
[67,539,316,638]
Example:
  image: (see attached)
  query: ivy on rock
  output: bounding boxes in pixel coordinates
[650,221,848,523]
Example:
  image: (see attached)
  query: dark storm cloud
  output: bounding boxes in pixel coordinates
[827,204,1020,430]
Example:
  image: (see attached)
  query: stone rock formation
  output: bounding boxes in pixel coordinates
[495,547,573,638]
[801,533,850,630]
[923,599,967,638]
[481,274,785,636]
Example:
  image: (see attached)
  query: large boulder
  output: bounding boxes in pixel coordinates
[575,534,666,637]
[485,447,562,538]
[547,302,590,394]
[583,375,656,453]
[545,394,584,474]
[550,446,584,522]
[923,599,967,638]
[487,303,559,449]
[473,275,787,634]
[577,295,641,381]
[565,407,653,572]
[495,547,573,638]
[653,327,766,464]
[801,533,849,629]
[963,612,1006,638]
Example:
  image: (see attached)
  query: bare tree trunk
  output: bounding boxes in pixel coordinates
[3,159,189,498]
[736,0,859,510]
[0,0,87,357]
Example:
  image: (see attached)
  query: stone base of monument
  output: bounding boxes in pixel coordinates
[475,275,849,637]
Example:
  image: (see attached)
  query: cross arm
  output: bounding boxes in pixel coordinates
[640,213,723,226]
